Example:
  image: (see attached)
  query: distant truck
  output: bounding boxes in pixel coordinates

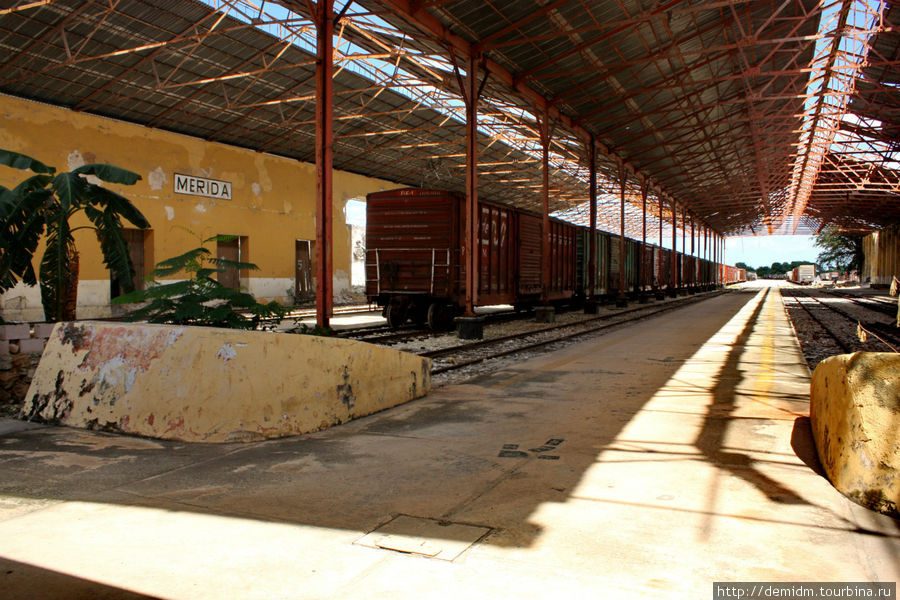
[789,264,816,284]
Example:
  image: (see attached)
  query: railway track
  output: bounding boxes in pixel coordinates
[781,289,852,354]
[339,307,535,343]
[424,291,725,375]
[824,289,897,317]
[782,288,899,359]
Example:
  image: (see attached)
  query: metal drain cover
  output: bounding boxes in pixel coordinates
[355,515,491,561]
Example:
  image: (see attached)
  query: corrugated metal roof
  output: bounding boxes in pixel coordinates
[1,0,898,235]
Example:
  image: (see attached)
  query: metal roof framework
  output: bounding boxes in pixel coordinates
[0,0,633,226]
[0,0,897,239]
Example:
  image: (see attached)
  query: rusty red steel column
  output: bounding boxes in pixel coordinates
[587,135,597,302]
[540,105,551,306]
[721,235,725,284]
[463,53,480,317]
[713,232,717,285]
[314,0,334,330]
[681,205,686,289]
[640,179,647,295]
[658,193,663,290]
[703,224,708,285]
[617,161,627,306]
[670,197,677,295]
[715,233,720,286]
[690,214,694,288]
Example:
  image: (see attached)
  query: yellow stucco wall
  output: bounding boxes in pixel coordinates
[0,93,399,320]
[23,321,431,443]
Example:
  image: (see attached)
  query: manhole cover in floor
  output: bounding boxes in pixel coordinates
[354,515,491,561]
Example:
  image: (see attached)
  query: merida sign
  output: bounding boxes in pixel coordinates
[174,173,232,200]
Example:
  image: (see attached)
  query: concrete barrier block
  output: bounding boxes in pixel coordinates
[0,324,30,341]
[810,352,900,517]
[32,323,55,339]
[22,322,432,443]
[17,338,46,354]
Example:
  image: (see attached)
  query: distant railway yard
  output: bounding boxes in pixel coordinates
[783,284,900,369]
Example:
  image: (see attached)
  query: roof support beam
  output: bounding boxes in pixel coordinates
[588,135,597,303]
[617,160,628,307]
[539,106,552,306]
[314,0,335,330]
[370,0,672,220]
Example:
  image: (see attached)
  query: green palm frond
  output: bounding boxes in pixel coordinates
[113,280,194,304]
[39,233,77,322]
[0,174,52,220]
[85,183,151,228]
[0,184,52,289]
[86,205,137,296]
[151,247,210,277]
[203,234,238,244]
[73,163,140,185]
[0,150,55,174]
[51,172,87,211]
[208,257,259,271]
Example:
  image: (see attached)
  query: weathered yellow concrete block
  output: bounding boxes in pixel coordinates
[22,322,431,443]
[810,352,900,516]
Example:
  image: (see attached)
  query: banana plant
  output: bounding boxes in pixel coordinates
[113,231,285,330]
[0,149,150,322]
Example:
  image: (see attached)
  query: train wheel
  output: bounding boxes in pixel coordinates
[426,302,444,330]
[385,303,407,329]
[427,302,457,330]
[410,303,428,326]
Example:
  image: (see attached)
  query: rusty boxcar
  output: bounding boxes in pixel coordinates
[366,188,578,327]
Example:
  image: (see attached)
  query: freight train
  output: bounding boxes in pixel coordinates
[365,188,742,328]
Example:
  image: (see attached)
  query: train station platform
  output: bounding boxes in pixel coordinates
[1,281,897,599]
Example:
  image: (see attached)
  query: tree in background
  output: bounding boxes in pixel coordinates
[815,226,864,274]
[735,262,754,272]
[770,262,789,275]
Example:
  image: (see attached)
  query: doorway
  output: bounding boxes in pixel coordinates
[110,228,150,299]
[217,236,248,290]
[295,239,315,302]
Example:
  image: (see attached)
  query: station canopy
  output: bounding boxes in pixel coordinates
[0,0,897,237]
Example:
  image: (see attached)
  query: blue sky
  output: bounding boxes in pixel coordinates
[725,235,820,270]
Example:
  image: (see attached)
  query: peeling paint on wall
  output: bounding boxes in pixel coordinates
[216,343,237,362]
[23,322,431,443]
[67,149,100,184]
[251,182,261,196]
[67,149,84,170]
[164,206,175,221]
[148,167,167,191]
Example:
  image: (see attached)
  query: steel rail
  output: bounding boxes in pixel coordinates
[781,288,851,353]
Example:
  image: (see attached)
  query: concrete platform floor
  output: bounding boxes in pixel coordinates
[1,280,897,599]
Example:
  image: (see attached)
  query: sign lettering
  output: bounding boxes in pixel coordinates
[174,173,232,200]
